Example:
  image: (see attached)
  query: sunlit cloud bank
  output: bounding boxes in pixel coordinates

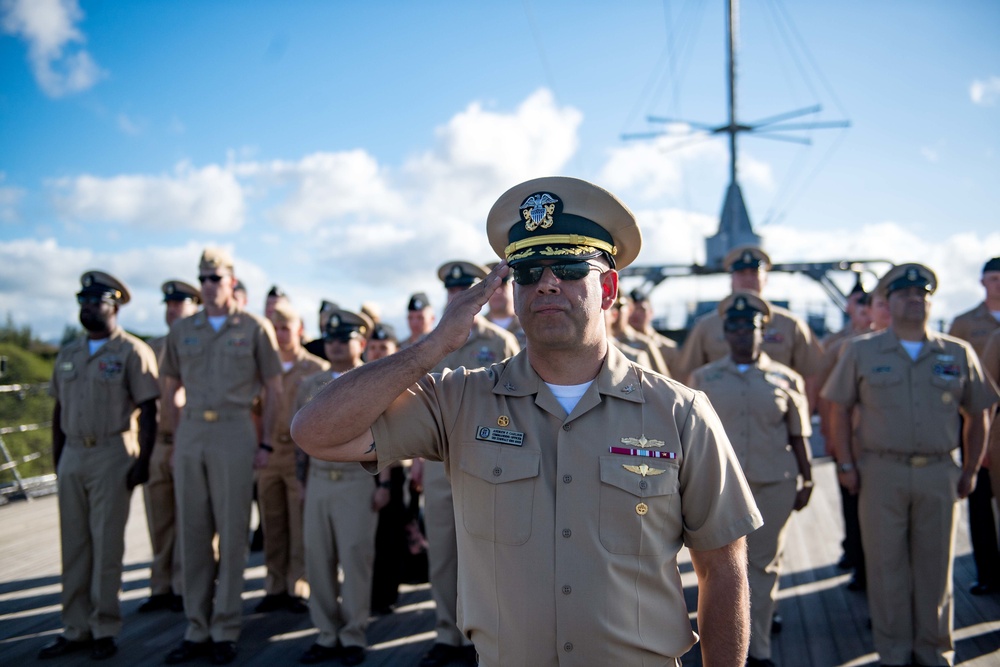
[970,76,1000,107]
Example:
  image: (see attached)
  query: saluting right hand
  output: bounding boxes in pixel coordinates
[429,261,509,355]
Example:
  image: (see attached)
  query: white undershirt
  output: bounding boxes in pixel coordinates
[491,316,514,330]
[900,339,923,360]
[736,363,752,373]
[991,310,1000,323]
[88,338,108,355]
[281,361,294,372]
[545,380,593,414]
[208,315,227,332]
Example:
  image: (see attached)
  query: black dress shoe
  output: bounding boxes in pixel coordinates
[38,636,91,659]
[211,640,238,665]
[138,593,174,613]
[458,645,478,665]
[165,640,212,664]
[837,554,854,570]
[419,643,460,667]
[340,645,366,666]
[970,581,998,595]
[286,595,310,613]
[771,611,782,634]
[91,637,118,660]
[746,657,776,667]
[255,593,289,613]
[170,593,185,612]
[848,574,868,592]
[299,642,342,664]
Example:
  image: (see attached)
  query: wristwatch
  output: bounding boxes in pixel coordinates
[837,461,855,473]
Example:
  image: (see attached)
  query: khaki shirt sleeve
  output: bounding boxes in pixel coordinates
[159,325,181,379]
[959,340,1000,414]
[983,330,1000,385]
[821,339,859,407]
[254,318,283,381]
[127,339,161,405]
[784,373,811,437]
[792,318,825,376]
[679,392,762,551]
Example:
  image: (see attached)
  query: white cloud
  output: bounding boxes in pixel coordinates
[50,162,246,232]
[598,132,774,202]
[0,0,105,97]
[970,76,1000,107]
[116,113,143,136]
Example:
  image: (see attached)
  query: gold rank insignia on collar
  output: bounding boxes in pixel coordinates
[621,435,664,449]
[623,464,666,477]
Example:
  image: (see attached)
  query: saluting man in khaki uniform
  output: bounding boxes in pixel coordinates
[295,309,376,667]
[823,263,999,667]
[255,302,328,614]
[689,293,813,667]
[160,248,283,666]
[138,279,201,615]
[40,271,159,661]
[293,176,762,666]
[411,261,520,667]
[946,255,1000,596]
[676,245,824,384]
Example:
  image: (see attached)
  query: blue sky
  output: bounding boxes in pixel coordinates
[1,0,998,341]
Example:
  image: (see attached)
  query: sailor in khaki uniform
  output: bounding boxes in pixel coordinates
[413,261,520,667]
[160,248,283,666]
[627,288,680,373]
[402,292,435,348]
[946,256,1000,596]
[982,329,1000,501]
[607,292,671,376]
[823,263,999,667]
[293,176,762,666]
[138,280,201,615]
[40,271,159,661]
[676,245,824,383]
[296,310,375,667]
[255,302,328,614]
[689,293,813,667]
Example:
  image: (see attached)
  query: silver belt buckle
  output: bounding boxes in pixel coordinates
[910,455,929,467]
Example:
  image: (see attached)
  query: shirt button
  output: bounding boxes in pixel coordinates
[563,643,573,652]
[562,475,572,483]
[562,529,572,538]
[562,585,572,594]
[562,424,571,431]
[492,467,502,477]
[639,480,648,490]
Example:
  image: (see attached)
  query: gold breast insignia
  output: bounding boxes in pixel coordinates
[623,464,666,477]
[621,435,664,449]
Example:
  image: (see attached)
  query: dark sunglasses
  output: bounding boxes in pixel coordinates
[511,261,603,286]
[723,319,760,333]
[198,274,225,284]
[77,295,113,306]
[324,331,361,343]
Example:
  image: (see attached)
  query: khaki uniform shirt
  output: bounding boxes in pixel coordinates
[689,353,810,483]
[369,345,762,665]
[645,328,680,375]
[678,304,824,381]
[431,317,519,373]
[948,302,1000,358]
[159,306,282,412]
[296,367,364,477]
[272,349,329,450]
[821,329,998,455]
[50,327,160,445]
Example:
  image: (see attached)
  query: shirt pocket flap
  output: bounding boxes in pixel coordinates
[599,455,679,497]
[459,443,540,485]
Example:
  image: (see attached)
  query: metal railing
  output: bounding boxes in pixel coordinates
[0,382,52,502]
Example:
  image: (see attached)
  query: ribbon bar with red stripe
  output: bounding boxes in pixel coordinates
[609,446,677,459]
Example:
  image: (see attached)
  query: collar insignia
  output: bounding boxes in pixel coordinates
[520,193,558,231]
[504,381,515,391]
[621,384,636,394]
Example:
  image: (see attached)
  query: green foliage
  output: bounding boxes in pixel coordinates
[0,343,56,480]
[0,313,59,358]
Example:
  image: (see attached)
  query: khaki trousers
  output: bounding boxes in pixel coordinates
[747,479,797,660]
[304,465,377,648]
[859,455,959,667]
[423,461,467,647]
[57,439,134,640]
[257,446,305,596]
[143,437,181,595]
[174,417,256,643]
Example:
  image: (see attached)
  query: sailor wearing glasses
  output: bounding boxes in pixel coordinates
[292,176,761,666]
[159,248,283,666]
[688,292,814,667]
[41,271,160,661]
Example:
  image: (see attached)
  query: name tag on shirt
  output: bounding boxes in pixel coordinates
[476,426,524,447]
